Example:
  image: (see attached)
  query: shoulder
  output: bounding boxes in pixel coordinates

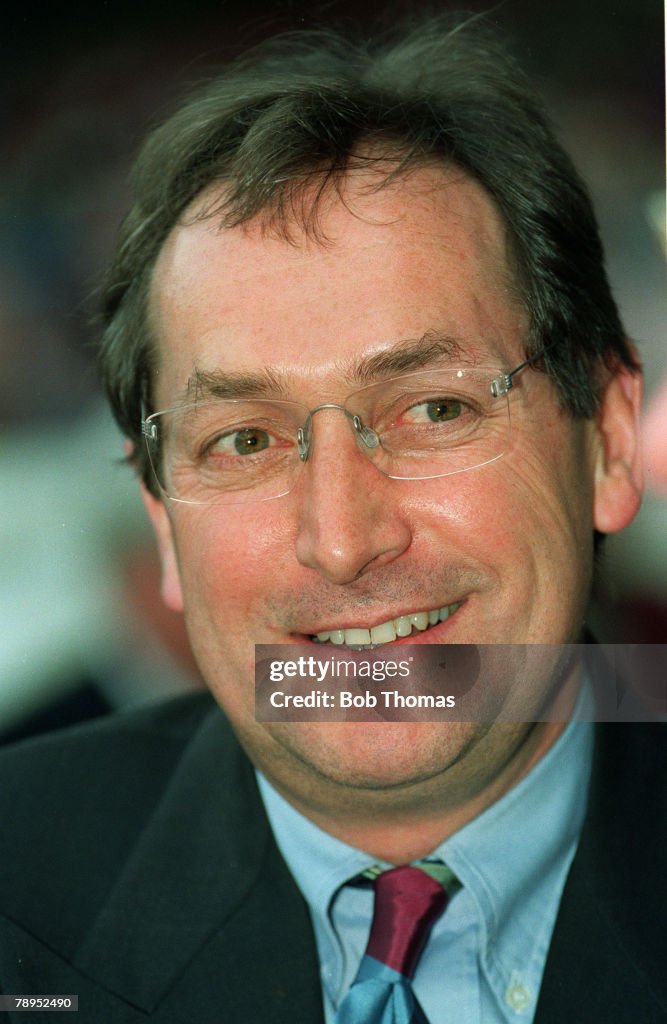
[0,692,239,945]
[0,690,219,810]
[538,722,667,1021]
[582,722,665,957]
[0,690,226,840]
[591,720,666,815]
[587,721,666,871]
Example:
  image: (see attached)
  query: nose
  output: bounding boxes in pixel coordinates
[293,411,412,585]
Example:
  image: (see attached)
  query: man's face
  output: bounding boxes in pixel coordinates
[144,166,638,815]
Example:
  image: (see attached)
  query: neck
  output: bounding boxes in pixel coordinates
[276,719,568,862]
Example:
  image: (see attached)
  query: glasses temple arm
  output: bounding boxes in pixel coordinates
[490,349,544,398]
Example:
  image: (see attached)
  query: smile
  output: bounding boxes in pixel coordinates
[310,603,462,648]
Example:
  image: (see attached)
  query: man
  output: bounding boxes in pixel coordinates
[0,15,663,1023]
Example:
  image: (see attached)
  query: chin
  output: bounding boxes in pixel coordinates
[262,719,484,793]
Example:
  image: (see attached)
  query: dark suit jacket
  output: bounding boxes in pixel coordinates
[0,693,664,1022]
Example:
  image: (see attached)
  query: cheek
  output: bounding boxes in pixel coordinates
[467,413,594,550]
[412,431,594,619]
[173,504,295,612]
[408,473,533,600]
[494,433,595,619]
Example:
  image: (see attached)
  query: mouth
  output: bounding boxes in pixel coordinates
[308,602,462,649]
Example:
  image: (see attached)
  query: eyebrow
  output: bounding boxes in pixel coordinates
[184,332,469,402]
[351,332,466,384]
[186,365,289,402]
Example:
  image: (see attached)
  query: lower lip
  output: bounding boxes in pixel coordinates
[297,601,466,648]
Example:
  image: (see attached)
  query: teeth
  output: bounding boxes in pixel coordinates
[370,620,397,644]
[313,603,461,647]
[395,616,413,637]
[344,628,372,645]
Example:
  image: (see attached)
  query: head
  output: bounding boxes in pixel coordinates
[99,16,642,836]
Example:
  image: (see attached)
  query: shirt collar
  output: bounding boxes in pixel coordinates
[256,771,374,920]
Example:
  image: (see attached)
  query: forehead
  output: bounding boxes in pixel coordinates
[149,166,526,405]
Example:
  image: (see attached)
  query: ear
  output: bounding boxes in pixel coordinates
[592,360,643,534]
[140,482,185,613]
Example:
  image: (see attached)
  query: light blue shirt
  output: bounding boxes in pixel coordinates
[257,689,593,1023]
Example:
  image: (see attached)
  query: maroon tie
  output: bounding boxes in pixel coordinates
[336,865,449,1023]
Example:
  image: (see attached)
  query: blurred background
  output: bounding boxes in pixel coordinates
[1,0,665,741]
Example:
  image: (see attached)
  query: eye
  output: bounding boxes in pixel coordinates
[210,427,272,456]
[406,398,463,423]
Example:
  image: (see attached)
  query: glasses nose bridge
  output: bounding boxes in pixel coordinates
[296,403,379,462]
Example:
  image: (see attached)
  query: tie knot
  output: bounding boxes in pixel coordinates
[365,865,448,979]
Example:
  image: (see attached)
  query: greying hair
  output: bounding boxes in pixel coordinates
[98,13,637,490]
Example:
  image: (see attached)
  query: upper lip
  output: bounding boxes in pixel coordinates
[292,600,465,636]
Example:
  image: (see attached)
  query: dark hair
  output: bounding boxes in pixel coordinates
[98,13,637,490]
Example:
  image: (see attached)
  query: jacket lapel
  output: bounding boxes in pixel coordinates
[73,706,324,1021]
[535,723,666,1022]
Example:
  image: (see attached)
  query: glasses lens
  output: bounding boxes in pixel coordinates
[144,370,511,505]
[346,369,510,479]
[145,399,306,505]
